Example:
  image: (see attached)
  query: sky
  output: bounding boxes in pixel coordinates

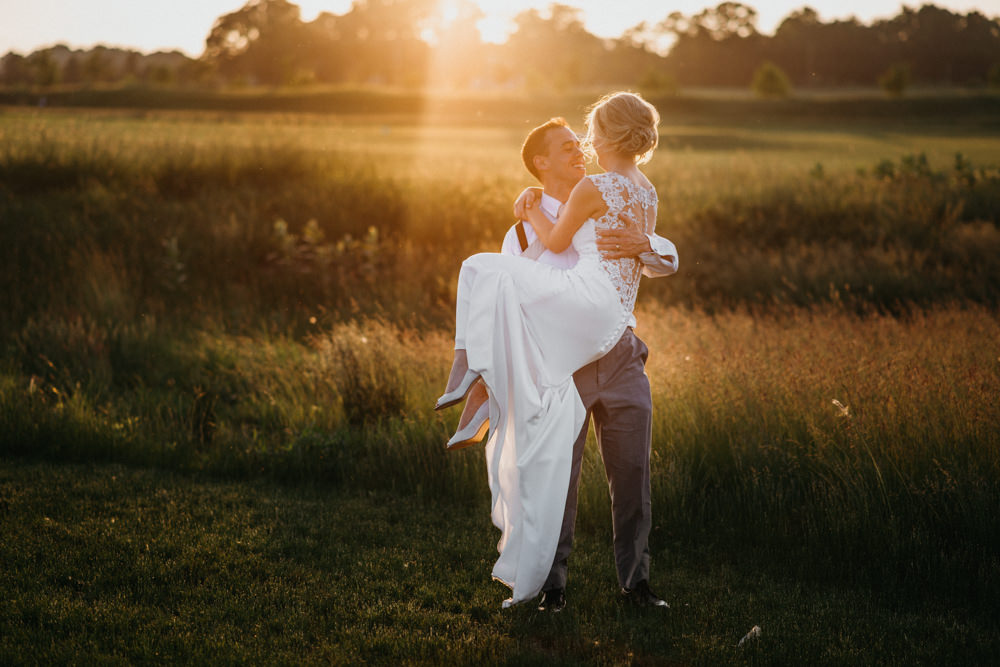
[2,0,998,57]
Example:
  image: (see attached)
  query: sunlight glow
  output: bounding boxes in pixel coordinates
[225,1,1000,49]
[476,14,514,44]
[294,1,353,21]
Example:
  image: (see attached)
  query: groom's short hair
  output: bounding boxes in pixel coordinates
[521,117,570,182]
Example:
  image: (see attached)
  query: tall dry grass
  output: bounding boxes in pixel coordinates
[4,305,997,601]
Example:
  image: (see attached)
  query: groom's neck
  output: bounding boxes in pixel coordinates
[541,179,576,205]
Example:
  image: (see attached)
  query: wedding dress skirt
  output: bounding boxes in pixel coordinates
[454,218,630,607]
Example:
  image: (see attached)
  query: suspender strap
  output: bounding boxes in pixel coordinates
[515,221,529,252]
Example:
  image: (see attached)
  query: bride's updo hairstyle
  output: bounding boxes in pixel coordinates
[584,92,660,165]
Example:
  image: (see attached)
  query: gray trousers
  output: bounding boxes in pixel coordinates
[542,327,653,592]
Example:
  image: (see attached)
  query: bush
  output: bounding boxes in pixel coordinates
[751,61,792,98]
[880,63,910,97]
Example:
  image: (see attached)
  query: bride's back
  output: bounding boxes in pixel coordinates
[568,172,657,314]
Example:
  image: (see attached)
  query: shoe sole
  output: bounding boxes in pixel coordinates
[446,419,489,450]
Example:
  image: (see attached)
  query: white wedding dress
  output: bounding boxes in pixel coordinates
[452,172,657,606]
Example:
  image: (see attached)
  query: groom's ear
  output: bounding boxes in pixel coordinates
[533,154,549,174]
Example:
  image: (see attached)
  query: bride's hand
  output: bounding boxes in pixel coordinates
[513,187,542,219]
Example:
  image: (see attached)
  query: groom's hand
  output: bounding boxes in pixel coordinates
[597,227,652,259]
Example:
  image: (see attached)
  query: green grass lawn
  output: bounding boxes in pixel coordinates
[2,458,997,665]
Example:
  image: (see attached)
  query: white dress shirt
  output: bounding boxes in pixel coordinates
[500,191,679,328]
[500,193,579,269]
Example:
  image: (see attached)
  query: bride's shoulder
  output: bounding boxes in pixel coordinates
[565,176,607,217]
[585,172,624,195]
[569,176,601,203]
[587,172,617,187]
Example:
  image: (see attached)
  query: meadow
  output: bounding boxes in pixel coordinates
[1,97,999,663]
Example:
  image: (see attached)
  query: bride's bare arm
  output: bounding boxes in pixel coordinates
[523,179,604,253]
[512,187,542,220]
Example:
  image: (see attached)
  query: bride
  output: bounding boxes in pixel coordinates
[437,91,662,607]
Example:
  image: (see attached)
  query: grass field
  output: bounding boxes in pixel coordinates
[2,459,998,664]
[1,95,999,663]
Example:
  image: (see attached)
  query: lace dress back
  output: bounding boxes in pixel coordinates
[588,172,658,315]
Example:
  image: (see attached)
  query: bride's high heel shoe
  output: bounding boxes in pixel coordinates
[446,400,489,450]
[434,370,481,411]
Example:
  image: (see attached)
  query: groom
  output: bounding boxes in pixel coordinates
[453,117,677,611]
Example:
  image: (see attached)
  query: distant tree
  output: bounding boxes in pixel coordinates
[83,48,114,84]
[599,35,671,90]
[10,0,991,94]
[767,9,893,87]
[177,58,215,87]
[204,0,311,85]
[873,7,1000,86]
[1,53,31,87]
[146,65,175,86]
[123,51,142,82]
[620,20,673,57]
[506,4,605,91]
[28,51,60,87]
[989,63,1000,89]
[300,11,349,83]
[204,0,440,87]
[771,6,820,76]
[879,63,910,97]
[960,13,1000,85]
[660,3,764,86]
[690,1,759,40]
[752,61,791,97]
[62,55,83,85]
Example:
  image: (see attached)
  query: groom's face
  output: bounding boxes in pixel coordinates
[540,126,586,187]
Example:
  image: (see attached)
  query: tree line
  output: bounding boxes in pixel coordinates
[3,1,1000,92]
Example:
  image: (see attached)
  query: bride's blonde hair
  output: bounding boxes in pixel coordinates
[584,92,660,165]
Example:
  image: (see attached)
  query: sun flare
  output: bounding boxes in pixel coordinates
[294,0,527,44]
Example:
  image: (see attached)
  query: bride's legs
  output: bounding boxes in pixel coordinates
[436,253,495,410]
[453,258,476,351]
[455,377,488,430]
[436,348,479,410]
[445,379,490,450]
[440,257,480,396]
[436,260,477,410]
[442,349,469,395]
[445,257,478,395]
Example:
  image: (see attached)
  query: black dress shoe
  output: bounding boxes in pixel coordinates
[621,580,669,608]
[537,588,566,612]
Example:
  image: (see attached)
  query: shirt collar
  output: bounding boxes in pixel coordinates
[540,192,563,219]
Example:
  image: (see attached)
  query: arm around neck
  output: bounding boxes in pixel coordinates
[526,177,604,254]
